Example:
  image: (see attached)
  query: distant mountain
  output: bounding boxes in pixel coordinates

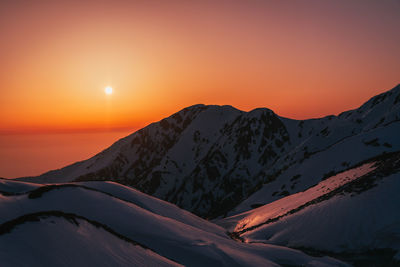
[0,179,345,266]
[19,84,400,219]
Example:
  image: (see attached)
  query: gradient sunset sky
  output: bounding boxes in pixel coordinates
[1,0,399,133]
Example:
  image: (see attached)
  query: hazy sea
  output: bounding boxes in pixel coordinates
[0,130,133,179]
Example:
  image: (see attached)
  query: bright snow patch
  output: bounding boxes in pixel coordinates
[221,162,377,232]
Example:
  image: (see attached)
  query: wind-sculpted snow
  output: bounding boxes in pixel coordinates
[19,84,400,219]
[0,180,347,267]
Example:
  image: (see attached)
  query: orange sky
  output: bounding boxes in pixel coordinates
[1,0,399,134]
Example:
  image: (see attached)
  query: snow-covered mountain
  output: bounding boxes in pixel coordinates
[0,178,346,267]
[217,151,400,265]
[19,84,400,220]
[7,84,400,265]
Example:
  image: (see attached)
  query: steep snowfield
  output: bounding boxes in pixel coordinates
[5,85,400,265]
[218,152,400,263]
[243,173,400,251]
[231,84,400,215]
[0,179,346,267]
[220,162,377,232]
[231,118,400,216]
[18,84,400,219]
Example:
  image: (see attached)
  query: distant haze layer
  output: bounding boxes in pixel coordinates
[0,130,133,178]
[0,0,399,133]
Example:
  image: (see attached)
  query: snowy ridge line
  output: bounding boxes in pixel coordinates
[0,181,228,239]
[233,151,400,236]
[0,183,194,220]
[16,84,400,219]
[0,178,39,196]
[28,184,120,199]
[0,210,183,265]
[0,183,150,210]
[0,183,350,266]
[0,183,129,202]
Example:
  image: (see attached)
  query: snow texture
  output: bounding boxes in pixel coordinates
[18,84,400,219]
[0,179,347,267]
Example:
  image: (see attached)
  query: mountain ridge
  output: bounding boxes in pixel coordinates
[18,84,400,219]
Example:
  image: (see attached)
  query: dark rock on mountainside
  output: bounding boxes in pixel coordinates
[18,84,400,218]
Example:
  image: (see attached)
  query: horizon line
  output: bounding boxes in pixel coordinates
[2,83,399,135]
[0,126,141,135]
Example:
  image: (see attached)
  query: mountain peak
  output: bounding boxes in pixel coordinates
[18,84,400,219]
[10,84,400,265]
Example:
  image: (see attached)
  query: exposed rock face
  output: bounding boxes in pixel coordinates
[19,84,400,218]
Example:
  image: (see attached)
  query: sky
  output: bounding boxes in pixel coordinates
[0,0,400,134]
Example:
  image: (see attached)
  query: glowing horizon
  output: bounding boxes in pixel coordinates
[1,0,399,134]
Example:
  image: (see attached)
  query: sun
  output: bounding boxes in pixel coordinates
[105,86,113,95]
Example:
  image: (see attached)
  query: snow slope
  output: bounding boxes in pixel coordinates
[0,178,40,194]
[0,179,346,267]
[231,118,400,216]
[75,181,225,237]
[5,84,400,265]
[0,215,181,267]
[220,162,377,232]
[218,151,400,264]
[18,84,400,219]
